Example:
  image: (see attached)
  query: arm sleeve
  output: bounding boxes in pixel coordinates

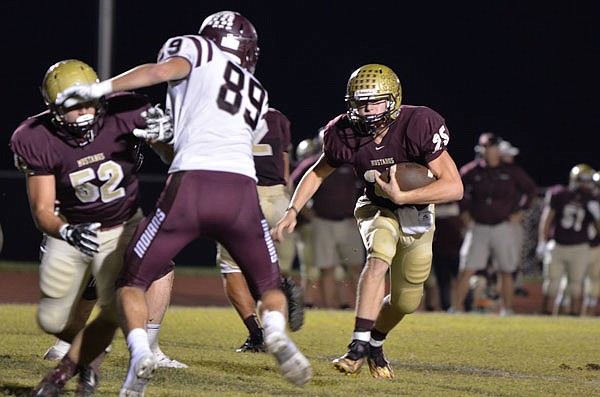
[10,124,54,175]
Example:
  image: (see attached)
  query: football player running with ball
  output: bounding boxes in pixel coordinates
[273,64,463,378]
[55,11,312,394]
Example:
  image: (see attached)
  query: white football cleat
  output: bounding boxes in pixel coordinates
[154,350,189,368]
[264,330,312,387]
[43,340,70,361]
[43,340,113,361]
[119,352,158,397]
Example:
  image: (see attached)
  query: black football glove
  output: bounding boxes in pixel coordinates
[281,275,304,332]
[59,222,101,257]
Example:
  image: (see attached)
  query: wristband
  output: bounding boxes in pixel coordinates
[94,80,114,97]
[286,205,299,216]
[58,224,70,241]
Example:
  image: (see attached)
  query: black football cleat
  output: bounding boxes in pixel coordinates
[332,340,369,376]
[236,335,267,353]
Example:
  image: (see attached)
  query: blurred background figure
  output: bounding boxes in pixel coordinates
[291,137,320,308]
[537,164,600,316]
[499,139,529,297]
[454,132,537,316]
[431,201,464,312]
[290,128,365,309]
[421,269,440,311]
[584,171,600,316]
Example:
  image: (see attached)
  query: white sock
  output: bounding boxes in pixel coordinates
[147,323,161,353]
[54,339,72,353]
[127,328,152,360]
[124,328,151,385]
[261,310,286,334]
[352,331,371,343]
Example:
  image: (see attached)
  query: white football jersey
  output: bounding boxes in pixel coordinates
[158,34,269,180]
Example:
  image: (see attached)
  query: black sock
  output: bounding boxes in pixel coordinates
[354,317,375,333]
[370,328,387,343]
[243,314,263,339]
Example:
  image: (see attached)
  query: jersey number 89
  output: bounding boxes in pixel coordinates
[217,61,266,130]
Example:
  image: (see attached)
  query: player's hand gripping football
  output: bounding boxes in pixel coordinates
[59,222,101,257]
[374,164,407,204]
[133,104,174,143]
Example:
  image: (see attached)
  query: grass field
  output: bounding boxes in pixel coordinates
[1,305,599,396]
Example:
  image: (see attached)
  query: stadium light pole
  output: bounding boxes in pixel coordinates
[97,0,114,80]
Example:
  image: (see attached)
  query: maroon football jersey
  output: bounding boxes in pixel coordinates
[290,153,361,220]
[323,105,449,210]
[290,153,320,188]
[547,185,598,245]
[591,191,600,247]
[253,108,291,186]
[10,92,151,228]
[460,161,538,224]
[433,203,464,257]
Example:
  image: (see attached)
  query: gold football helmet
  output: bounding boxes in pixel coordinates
[569,163,596,191]
[345,64,402,136]
[42,59,103,145]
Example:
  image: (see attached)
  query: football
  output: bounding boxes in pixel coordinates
[380,162,436,191]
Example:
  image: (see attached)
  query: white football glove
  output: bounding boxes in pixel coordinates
[535,240,548,262]
[55,80,113,106]
[133,104,174,143]
[59,222,101,257]
[587,200,600,221]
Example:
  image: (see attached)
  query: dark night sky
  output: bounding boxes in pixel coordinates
[2,1,598,185]
[0,1,598,262]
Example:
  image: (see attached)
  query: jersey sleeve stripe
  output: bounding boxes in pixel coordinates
[184,36,214,68]
[185,36,204,67]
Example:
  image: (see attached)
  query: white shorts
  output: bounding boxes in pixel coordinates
[459,221,520,273]
[312,216,365,270]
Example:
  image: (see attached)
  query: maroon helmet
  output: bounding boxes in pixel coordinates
[199,11,260,74]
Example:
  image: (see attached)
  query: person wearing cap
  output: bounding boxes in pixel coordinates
[453,133,538,315]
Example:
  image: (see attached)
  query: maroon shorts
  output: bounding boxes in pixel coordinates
[117,170,281,299]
